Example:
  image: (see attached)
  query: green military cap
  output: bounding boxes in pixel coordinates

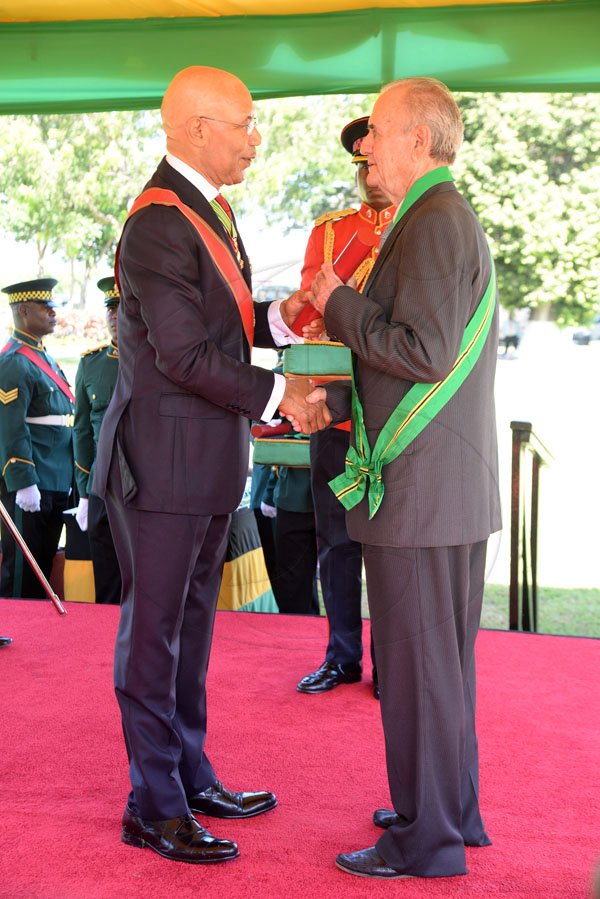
[97,275,120,308]
[340,116,369,164]
[1,277,59,306]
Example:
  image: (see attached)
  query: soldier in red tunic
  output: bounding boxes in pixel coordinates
[296,117,396,696]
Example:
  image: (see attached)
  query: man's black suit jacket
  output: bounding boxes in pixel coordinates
[94,158,277,515]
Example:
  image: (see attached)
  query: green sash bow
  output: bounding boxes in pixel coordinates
[329,167,497,519]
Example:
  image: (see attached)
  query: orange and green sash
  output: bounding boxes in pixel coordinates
[329,168,496,519]
[126,188,254,347]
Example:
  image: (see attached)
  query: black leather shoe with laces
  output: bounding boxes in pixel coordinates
[296,661,362,694]
[121,804,239,863]
[187,780,277,819]
[336,846,413,879]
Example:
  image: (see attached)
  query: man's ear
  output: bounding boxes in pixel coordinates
[187,115,207,147]
[412,124,430,159]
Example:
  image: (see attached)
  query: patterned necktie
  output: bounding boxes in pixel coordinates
[210,193,242,267]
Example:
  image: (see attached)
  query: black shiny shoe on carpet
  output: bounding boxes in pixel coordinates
[296,660,362,693]
[187,780,277,818]
[336,846,413,879]
[121,805,238,863]
[373,808,400,829]
[0,636,13,648]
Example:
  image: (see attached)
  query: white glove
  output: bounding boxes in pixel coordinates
[15,484,41,513]
[260,501,277,519]
[75,497,89,531]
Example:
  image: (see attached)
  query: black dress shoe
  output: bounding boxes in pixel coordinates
[121,805,238,863]
[0,636,13,648]
[373,808,399,829]
[336,846,412,879]
[188,780,277,819]
[296,661,362,694]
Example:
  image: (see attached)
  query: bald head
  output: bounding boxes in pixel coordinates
[160,65,261,189]
[161,66,251,138]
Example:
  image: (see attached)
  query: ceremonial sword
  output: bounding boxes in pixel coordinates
[0,499,67,615]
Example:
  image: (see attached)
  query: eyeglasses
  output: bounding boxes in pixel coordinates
[199,114,258,135]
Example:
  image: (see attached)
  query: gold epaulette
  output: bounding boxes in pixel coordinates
[313,208,357,228]
[80,343,109,358]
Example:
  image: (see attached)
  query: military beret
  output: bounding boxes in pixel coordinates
[97,275,120,307]
[1,277,59,306]
[340,116,369,164]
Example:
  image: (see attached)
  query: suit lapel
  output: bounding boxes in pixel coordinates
[151,158,252,288]
[363,181,458,297]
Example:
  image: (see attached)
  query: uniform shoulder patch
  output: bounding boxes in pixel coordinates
[80,343,109,358]
[0,387,19,404]
[313,208,357,228]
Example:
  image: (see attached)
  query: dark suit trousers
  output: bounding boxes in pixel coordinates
[88,493,121,605]
[274,508,319,615]
[310,428,364,665]
[0,486,68,600]
[105,460,230,821]
[363,541,490,876]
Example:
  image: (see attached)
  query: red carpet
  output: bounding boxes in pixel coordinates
[0,599,598,899]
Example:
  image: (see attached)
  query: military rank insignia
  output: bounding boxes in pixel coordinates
[0,387,19,404]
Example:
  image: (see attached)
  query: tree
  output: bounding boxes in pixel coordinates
[0,93,597,323]
[0,111,161,304]
[455,93,600,325]
[232,93,378,230]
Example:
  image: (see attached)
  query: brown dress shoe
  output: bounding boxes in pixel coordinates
[296,661,362,694]
[121,804,239,863]
[188,780,277,819]
[336,846,412,879]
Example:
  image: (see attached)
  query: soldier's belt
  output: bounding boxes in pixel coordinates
[283,341,352,378]
[25,414,74,427]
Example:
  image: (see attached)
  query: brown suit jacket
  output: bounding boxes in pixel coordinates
[94,158,277,515]
[324,179,502,548]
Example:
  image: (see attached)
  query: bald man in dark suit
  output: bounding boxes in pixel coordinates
[94,65,329,864]
[309,77,501,879]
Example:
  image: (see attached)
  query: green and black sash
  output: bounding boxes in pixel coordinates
[329,167,496,519]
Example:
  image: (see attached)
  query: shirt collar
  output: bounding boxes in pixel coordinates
[12,328,44,351]
[358,202,397,228]
[165,154,219,202]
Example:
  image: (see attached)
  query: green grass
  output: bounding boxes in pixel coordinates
[481,583,600,638]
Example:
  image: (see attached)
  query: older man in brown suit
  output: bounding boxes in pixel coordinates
[309,77,501,879]
[94,66,329,864]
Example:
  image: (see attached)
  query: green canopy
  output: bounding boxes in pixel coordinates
[0,1,598,114]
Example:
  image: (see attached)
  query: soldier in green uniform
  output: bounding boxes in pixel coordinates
[73,276,121,604]
[0,278,74,599]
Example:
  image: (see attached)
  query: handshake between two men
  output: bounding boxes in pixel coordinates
[275,263,347,435]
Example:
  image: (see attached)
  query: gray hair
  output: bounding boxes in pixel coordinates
[382,77,463,164]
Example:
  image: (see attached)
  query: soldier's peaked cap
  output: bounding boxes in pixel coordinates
[97,275,120,306]
[340,116,369,163]
[1,277,58,306]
